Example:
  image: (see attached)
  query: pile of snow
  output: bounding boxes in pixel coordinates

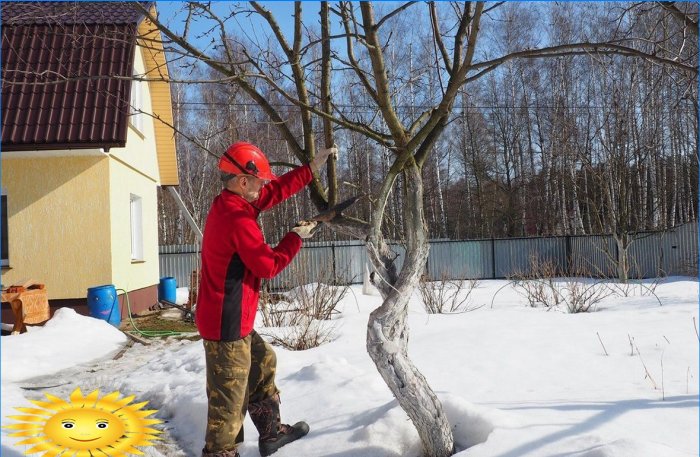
[176,286,189,306]
[1,278,697,457]
[1,308,126,383]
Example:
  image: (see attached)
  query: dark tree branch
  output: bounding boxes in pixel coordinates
[429,2,453,74]
[657,2,698,37]
[374,1,418,30]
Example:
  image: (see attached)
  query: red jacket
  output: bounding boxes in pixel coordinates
[196,165,313,341]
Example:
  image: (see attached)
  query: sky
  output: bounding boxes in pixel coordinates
[155,1,324,50]
[2,278,698,457]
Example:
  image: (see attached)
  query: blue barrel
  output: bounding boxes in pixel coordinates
[158,276,177,303]
[87,284,120,327]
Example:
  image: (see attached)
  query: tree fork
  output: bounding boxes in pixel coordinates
[366,164,454,457]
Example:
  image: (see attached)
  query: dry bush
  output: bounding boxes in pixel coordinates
[605,276,662,301]
[510,256,613,313]
[575,253,664,302]
[288,281,348,321]
[563,279,615,313]
[258,263,350,350]
[509,258,563,308]
[264,315,336,350]
[418,273,480,314]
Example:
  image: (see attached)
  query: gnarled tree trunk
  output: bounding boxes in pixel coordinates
[366,164,454,457]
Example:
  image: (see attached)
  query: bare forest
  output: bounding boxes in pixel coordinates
[157,2,698,248]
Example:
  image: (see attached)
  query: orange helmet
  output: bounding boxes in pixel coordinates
[218,142,277,180]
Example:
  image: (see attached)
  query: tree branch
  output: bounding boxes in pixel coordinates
[361,2,408,148]
[411,2,484,166]
[429,2,453,74]
[466,42,698,82]
[321,1,338,207]
[339,2,381,104]
[657,2,698,37]
[374,1,418,30]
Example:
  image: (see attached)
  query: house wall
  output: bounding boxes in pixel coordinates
[109,46,161,184]
[1,156,112,299]
[106,45,161,306]
[108,159,159,295]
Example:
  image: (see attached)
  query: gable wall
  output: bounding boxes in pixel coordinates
[106,45,161,299]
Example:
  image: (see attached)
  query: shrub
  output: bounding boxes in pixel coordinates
[510,256,613,313]
[418,273,481,314]
[258,264,350,350]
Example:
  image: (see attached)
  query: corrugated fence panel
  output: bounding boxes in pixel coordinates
[158,222,698,290]
[629,221,699,278]
[569,235,617,277]
[267,241,367,290]
[158,244,200,289]
[494,237,567,278]
[427,240,492,279]
[675,221,699,275]
[629,232,665,278]
[333,243,368,283]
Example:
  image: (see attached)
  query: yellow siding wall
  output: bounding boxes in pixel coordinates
[1,157,112,299]
[138,7,179,186]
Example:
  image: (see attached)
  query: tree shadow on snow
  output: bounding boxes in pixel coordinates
[493,395,698,457]
[313,399,400,435]
[316,446,407,457]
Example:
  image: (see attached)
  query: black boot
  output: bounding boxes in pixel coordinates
[201,448,240,457]
[248,395,309,457]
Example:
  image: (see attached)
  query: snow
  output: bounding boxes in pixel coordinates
[1,308,127,383]
[1,278,698,457]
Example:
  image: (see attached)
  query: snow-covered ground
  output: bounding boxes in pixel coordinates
[2,278,698,457]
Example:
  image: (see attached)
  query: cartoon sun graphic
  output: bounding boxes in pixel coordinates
[4,387,162,456]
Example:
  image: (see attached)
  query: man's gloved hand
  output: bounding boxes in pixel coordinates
[291,220,319,239]
[310,144,339,172]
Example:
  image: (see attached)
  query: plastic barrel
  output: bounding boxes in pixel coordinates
[158,276,177,304]
[87,284,120,327]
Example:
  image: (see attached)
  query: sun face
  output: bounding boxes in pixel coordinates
[43,408,126,450]
[4,388,162,456]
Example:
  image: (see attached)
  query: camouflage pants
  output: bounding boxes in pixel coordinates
[203,331,279,456]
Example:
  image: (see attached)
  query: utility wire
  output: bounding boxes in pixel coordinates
[174,101,696,111]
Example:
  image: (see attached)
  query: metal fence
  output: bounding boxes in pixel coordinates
[159,243,201,290]
[160,221,698,290]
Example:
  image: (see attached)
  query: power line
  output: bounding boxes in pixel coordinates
[174,101,696,111]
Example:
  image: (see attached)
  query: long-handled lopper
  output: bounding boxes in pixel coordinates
[298,194,365,234]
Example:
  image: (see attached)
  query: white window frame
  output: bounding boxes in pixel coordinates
[1,188,8,267]
[129,69,145,133]
[130,194,144,261]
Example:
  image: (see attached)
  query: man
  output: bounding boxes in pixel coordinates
[196,141,337,457]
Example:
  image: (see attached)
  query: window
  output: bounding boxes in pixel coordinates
[129,69,144,132]
[1,189,8,267]
[130,194,143,261]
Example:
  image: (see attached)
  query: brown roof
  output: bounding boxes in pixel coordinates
[1,2,149,151]
[1,2,146,25]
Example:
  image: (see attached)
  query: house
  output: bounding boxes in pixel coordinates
[1,2,179,324]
